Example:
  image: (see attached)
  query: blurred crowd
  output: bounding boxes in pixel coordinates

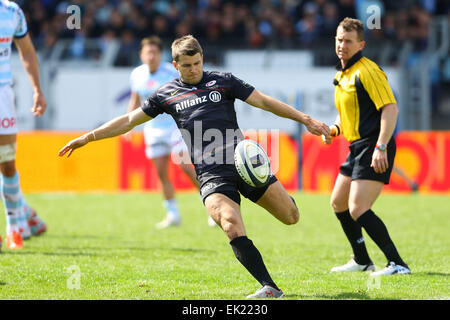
[14,0,449,65]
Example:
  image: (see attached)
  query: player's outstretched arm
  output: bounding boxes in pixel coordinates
[58,108,152,157]
[14,34,47,117]
[245,89,330,137]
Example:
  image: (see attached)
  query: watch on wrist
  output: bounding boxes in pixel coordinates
[375,143,387,151]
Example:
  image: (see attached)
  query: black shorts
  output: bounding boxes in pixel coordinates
[340,135,396,184]
[199,164,278,205]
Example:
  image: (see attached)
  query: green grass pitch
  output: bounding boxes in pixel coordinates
[0,192,448,300]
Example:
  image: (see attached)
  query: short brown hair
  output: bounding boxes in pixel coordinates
[171,35,203,62]
[337,17,365,41]
[140,36,163,52]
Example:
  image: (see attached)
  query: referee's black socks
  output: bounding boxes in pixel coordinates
[357,209,407,267]
[335,210,372,265]
[230,236,280,291]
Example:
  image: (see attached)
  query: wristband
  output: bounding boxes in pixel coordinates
[333,124,341,136]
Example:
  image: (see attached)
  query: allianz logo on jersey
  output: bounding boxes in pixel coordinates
[175,90,222,112]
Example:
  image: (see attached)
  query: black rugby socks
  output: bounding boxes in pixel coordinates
[357,209,407,267]
[335,210,372,265]
[230,236,280,290]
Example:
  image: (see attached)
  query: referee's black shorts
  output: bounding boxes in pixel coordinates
[198,164,278,205]
[340,134,396,184]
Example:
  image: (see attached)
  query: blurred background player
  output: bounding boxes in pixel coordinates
[126,36,215,228]
[0,0,47,250]
[324,18,410,276]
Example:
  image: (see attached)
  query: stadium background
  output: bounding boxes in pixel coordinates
[8,0,450,194]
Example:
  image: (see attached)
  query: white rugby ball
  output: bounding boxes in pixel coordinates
[234,139,272,188]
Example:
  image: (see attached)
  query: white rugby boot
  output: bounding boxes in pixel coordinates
[246,285,285,299]
[370,262,411,277]
[155,215,181,229]
[330,257,375,273]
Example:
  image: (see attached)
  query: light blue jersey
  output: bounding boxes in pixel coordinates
[130,62,178,129]
[0,0,27,87]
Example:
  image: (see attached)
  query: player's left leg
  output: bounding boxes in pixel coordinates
[204,192,284,298]
[255,181,299,225]
[349,179,410,275]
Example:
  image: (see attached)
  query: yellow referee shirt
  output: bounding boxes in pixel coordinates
[334,51,397,142]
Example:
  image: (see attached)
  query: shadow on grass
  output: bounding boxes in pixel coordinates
[168,247,215,254]
[0,281,6,286]
[4,246,213,257]
[5,251,100,257]
[54,245,215,254]
[33,233,217,254]
[411,272,449,277]
[44,234,109,240]
[285,292,384,300]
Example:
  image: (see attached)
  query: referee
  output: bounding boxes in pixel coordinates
[324,18,410,276]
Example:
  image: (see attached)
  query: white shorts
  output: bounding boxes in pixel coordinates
[143,123,189,160]
[0,85,18,135]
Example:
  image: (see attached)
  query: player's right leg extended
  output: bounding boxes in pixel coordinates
[255,181,299,225]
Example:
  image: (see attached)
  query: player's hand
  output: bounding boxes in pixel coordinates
[321,125,338,144]
[31,90,47,117]
[58,135,89,158]
[305,117,331,137]
[371,149,389,173]
[322,134,333,144]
